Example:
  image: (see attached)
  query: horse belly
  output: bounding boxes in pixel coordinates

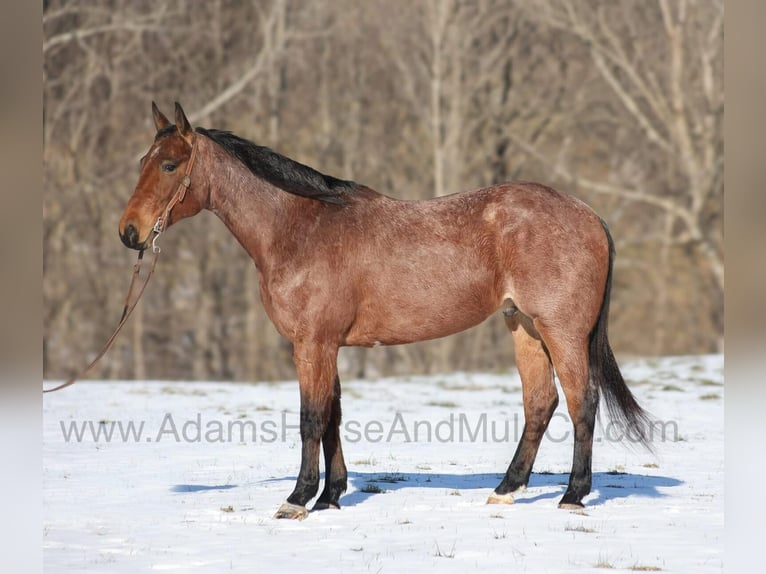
[345,266,502,347]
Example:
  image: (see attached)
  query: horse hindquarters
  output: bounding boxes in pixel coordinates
[491,205,640,508]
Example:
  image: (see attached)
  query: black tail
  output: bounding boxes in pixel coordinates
[590,219,653,451]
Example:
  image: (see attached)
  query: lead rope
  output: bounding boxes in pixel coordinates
[43,249,159,393]
[43,135,198,394]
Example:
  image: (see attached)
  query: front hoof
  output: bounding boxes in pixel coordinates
[274,502,309,520]
[558,501,585,510]
[486,492,516,505]
[312,500,341,511]
[487,485,525,505]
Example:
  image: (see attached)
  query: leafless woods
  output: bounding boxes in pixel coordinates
[43,0,722,382]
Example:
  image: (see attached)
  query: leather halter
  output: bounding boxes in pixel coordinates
[151,134,199,253]
[43,135,199,393]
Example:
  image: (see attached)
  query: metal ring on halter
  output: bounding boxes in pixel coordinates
[151,217,163,253]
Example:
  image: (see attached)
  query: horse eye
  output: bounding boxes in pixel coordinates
[161,162,177,173]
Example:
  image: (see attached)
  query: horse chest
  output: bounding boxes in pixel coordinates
[256,269,352,342]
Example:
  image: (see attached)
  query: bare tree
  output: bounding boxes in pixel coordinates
[510,0,723,351]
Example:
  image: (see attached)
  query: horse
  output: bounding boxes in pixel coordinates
[119,102,651,520]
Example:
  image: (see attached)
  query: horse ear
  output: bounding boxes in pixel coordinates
[152,101,171,131]
[174,102,193,141]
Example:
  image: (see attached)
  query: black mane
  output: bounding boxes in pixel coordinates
[195,127,358,206]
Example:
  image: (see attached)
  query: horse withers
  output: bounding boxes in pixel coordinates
[119,102,651,519]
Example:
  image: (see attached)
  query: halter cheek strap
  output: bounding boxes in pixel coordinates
[151,135,199,253]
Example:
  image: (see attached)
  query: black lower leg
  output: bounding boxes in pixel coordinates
[559,388,598,508]
[497,323,557,498]
[314,376,347,510]
[559,439,593,507]
[495,418,551,495]
[286,406,325,507]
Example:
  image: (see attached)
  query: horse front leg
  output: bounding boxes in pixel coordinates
[274,341,340,520]
[313,374,348,510]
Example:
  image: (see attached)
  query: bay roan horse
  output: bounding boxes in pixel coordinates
[119,102,651,519]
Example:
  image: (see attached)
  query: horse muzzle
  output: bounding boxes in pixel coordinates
[119,222,148,251]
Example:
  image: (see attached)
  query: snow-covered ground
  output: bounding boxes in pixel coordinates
[43,354,723,573]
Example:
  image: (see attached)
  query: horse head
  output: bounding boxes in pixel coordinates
[118,102,204,250]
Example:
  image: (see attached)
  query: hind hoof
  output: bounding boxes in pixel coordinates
[558,501,585,510]
[274,502,309,520]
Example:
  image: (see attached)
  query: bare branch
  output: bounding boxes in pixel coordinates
[44,22,162,54]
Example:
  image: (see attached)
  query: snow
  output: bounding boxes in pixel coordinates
[43,355,723,572]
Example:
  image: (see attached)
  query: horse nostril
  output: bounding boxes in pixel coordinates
[120,223,140,249]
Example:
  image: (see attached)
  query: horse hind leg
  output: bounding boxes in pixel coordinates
[535,321,598,509]
[489,311,558,504]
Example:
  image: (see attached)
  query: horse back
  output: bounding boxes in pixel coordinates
[338,182,608,347]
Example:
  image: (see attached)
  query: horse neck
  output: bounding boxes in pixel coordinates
[198,138,306,272]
